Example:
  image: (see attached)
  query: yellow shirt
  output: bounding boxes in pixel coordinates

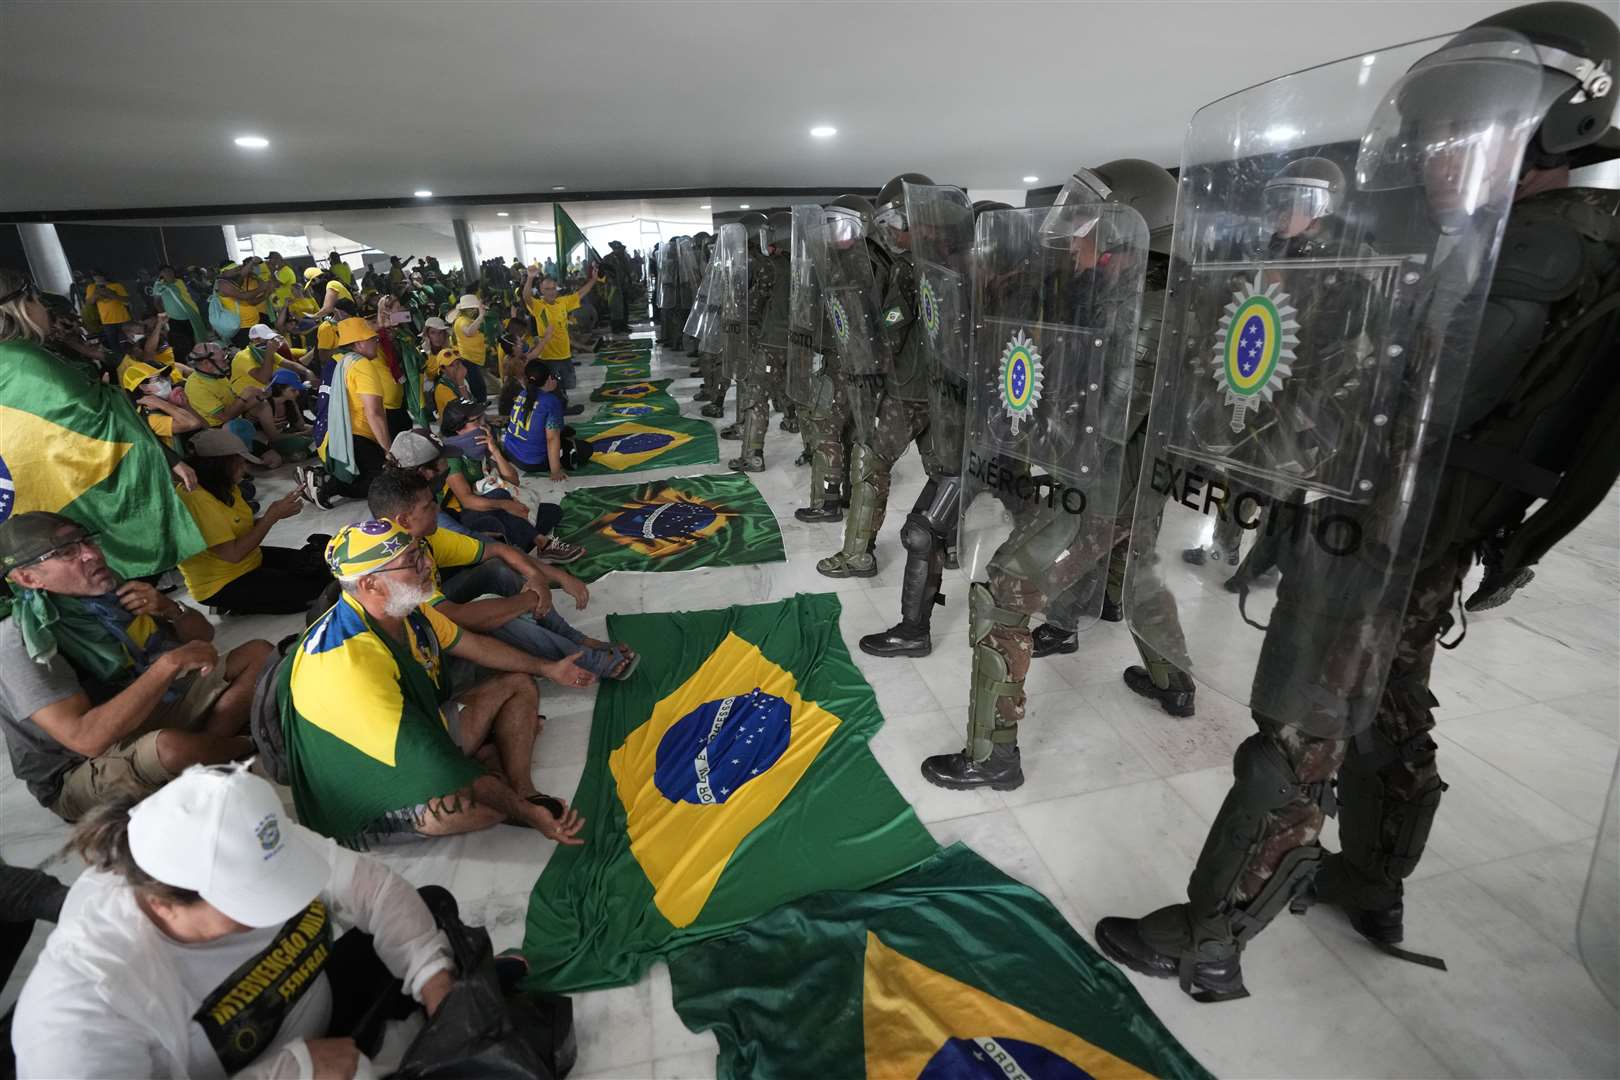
[451,315,487,367]
[340,352,386,443]
[91,283,131,326]
[423,528,485,603]
[230,345,277,394]
[527,294,582,360]
[432,381,459,417]
[269,265,297,310]
[183,373,237,428]
[317,319,340,354]
[330,262,355,289]
[177,484,263,600]
[376,354,404,410]
[327,280,354,305]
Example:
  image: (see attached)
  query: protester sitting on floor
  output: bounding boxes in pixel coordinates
[297,316,391,509]
[367,470,635,682]
[11,764,460,1079]
[281,519,594,847]
[231,324,315,396]
[121,359,206,451]
[433,400,551,546]
[504,362,592,481]
[176,429,333,617]
[0,513,271,822]
[182,341,292,468]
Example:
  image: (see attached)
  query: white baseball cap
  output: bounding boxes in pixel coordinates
[422,316,450,331]
[128,765,330,928]
[247,324,282,342]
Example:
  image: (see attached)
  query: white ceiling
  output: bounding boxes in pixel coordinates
[0,0,1544,217]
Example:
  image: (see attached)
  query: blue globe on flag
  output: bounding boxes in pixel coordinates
[593,432,674,455]
[610,501,718,543]
[919,1037,1089,1079]
[654,689,792,805]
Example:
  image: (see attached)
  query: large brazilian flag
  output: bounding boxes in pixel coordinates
[555,473,784,583]
[669,844,1213,1080]
[589,378,672,403]
[0,342,205,580]
[523,593,937,990]
[570,414,718,476]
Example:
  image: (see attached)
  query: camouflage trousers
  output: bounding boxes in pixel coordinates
[701,351,729,403]
[1224,544,1467,913]
[737,346,784,453]
[847,394,934,540]
[802,369,852,508]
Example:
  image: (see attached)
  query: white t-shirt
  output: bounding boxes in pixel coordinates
[161,902,335,1076]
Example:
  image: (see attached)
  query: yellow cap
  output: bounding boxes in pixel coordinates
[324,519,416,579]
[121,361,168,393]
[335,317,379,347]
[303,266,324,281]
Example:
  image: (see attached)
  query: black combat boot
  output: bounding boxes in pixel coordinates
[1123,665,1196,717]
[860,622,931,657]
[795,502,844,523]
[727,451,764,473]
[919,744,1023,791]
[1101,597,1123,622]
[719,423,742,440]
[694,387,712,402]
[861,547,941,658]
[1094,916,1249,1002]
[1031,623,1077,657]
[700,402,725,418]
[794,449,811,467]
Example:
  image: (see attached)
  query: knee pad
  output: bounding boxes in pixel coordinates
[1232,734,1319,815]
[901,513,939,557]
[969,580,1028,648]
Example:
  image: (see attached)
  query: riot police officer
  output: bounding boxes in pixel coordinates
[720,213,767,442]
[795,195,875,524]
[729,211,791,472]
[816,173,936,579]
[1097,1,1620,1001]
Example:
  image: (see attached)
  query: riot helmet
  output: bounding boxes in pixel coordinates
[873,172,934,251]
[739,212,769,251]
[764,210,793,254]
[971,200,1012,216]
[1263,156,1346,239]
[1049,158,1178,254]
[826,194,874,248]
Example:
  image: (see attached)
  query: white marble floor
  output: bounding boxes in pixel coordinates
[3,333,1617,1078]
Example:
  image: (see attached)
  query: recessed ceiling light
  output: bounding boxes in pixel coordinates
[529,219,539,225]
[700,204,712,210]
[414,189,433,198]
[809,126,837,138]
[552,185,567,191]
[233,135,269,149]
[497,212,509,217]
[739,204,751,209]
[1022,175,1039,184]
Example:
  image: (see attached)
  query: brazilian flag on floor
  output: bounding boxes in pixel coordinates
[596,358,651,379]
[669,843,1212,1079]
[0,341,205,587]
[553,473,784,583]
[570,414,717,476]
[591,395,680,422]
[590,378,672,403]
[523,593,939,990]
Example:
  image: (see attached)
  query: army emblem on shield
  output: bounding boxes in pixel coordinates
[918,277,941,344]
[826,296,850,346]
[998,329,1043,435]
[1213,272,1298,432]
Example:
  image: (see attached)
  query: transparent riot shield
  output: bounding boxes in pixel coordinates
[676,238,700,309]
[958,202,1149,634]
[905,181,976,474]
[696,257,724,355]
[657,245,678,309]
[1124,29,1542,739]
[1580,757,1619,1007]
[683,261,713,342]
[715,223,750,380]
[810,213,890,444]
[785,204,823,406]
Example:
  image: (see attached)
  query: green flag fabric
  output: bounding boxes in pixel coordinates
[553,204,596,275]
[570,414,718,477]
[669,844,1214,1080]
[0,341,205,579]
[523,593,938,991]
[590,381,681,422]
[553,473,784,583]
[589,378,672,403]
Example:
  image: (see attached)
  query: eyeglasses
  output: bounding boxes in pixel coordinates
[12,534,97,571]
[370,545,429,576]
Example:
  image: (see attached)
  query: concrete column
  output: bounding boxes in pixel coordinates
[221,225,241,262]
[452,219,480,285]
[511,224,527,265]
[17,223,72,296]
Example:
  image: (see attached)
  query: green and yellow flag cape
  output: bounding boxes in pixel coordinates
[0,341,204,580]
[670,844,1214,1080]
[554,474,783,583]
[523,593,938,990]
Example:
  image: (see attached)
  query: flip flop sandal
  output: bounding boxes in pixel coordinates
[609,646,642,681]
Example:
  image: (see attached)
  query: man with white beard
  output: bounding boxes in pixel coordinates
[278,519,593,849]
